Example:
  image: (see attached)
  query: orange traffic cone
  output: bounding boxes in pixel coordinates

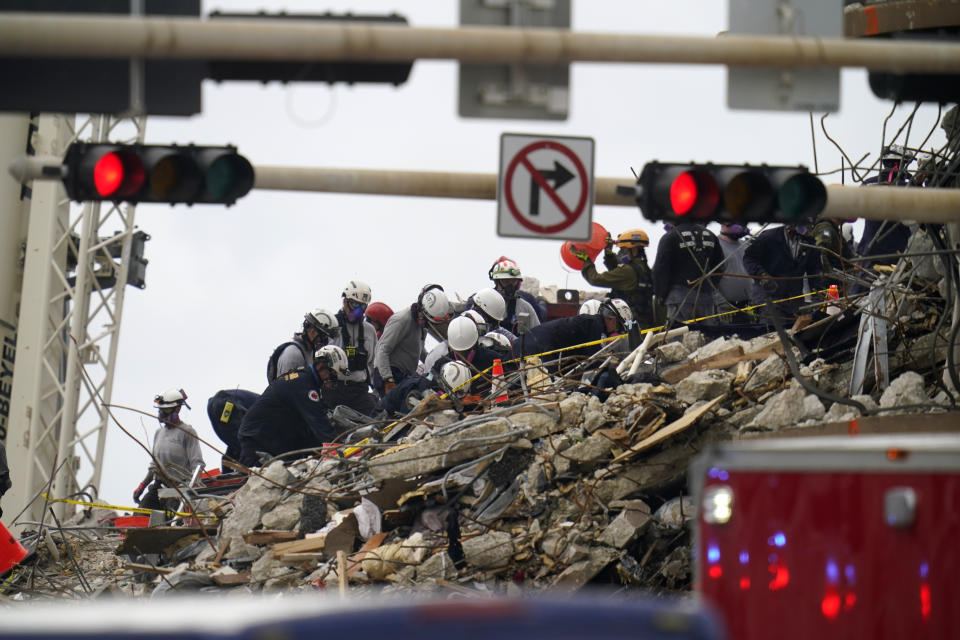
[491,359,508,404]
[0,520,28,574]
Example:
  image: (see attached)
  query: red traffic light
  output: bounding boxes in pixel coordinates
[669,170,719,218]
[92,150,145,198]
[637,161,825,224]
[62,143,254,205]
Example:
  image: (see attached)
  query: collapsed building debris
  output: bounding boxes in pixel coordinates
[3,254,959,603]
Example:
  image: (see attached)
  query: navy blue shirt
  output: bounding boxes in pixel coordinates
[521,315,606,359]
[238,366,338,458]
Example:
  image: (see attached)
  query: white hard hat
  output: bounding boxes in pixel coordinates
[419,285,452,324]
[489,258,521,281]
[440,361,472,395]
[314,345,349,376]
[579,299,602,316]
[462,309,488,335]
[154,388,189,410]
[479,331,511,351]
[447,315,479,352]
[342,280,372,305]
[602,298,634,326]
[472,288,507,321]
[304,307,338,337]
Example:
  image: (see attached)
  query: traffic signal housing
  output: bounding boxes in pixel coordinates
[62,143,254,205]
[635,162,826,225]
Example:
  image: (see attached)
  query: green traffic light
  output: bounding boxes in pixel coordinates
[778,173,827,221]
[204,154,255,203]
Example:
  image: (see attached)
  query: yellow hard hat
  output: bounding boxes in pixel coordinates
[617,229,649,248]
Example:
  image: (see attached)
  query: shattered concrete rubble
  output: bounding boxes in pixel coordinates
[4,280,958,601]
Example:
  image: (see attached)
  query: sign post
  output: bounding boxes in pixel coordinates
[497,133,594,241]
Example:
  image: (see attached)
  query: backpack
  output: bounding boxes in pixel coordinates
[266,340,308,383]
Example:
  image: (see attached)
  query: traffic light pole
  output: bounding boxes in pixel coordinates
[1,13,960,74]
[251,165,960,224]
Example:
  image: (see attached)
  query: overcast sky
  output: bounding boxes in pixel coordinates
[95,0,947,507]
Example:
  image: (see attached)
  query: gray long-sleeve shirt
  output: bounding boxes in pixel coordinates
[332,318,378,384]
[718,235,753,303]
[374,306,426,381]
[149,421,204,485]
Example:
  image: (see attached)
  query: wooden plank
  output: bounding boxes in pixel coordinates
[270,536,326,558]
[347,532,388,578]
[277,552,327,561]
[660,343,781,384]
[243,530,300,545]
[212,573,250,586]
[612,395,725,464]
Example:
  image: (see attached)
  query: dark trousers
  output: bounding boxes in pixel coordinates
[324,381,377,417]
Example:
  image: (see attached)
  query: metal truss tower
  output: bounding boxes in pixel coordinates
[3,112,145,528]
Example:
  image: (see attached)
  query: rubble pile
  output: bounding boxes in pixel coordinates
[4,291,958,600]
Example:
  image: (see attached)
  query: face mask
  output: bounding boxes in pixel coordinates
[347,306,365,322]
[723,224,746,238]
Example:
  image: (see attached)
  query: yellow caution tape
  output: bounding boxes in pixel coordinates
[41,493,205,520]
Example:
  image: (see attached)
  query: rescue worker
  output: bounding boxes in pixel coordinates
[133,389,205,512]
[375,360,475,417]
[373,284,452,394]
[858,147,912,266]
[267,307,337,382]
[716,223,754,321]
[0,438,10,519]
[488,258,541,335]
[573,228,655,328]
[521,299,633,361]
[329,281,378,416]
[238,345,348,467]
[364,302,394,339]
[206,388,261,467]
[652,222,725,324]
[467,288,517,341]
[743,224,823,328]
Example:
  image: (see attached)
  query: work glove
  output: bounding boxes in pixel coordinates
[760,274,778,294]
[133,481,147,504]
[384,380,397,394]
[604,233,615,248]
[571,246,590,262]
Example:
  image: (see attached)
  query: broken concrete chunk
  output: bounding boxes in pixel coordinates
[656,341,690,363]
[801,394,826,421]
[689,337,747,361]
[462,531,515,569]
[880,371,930,410]
[550,547,620,591]
[416,551,458,581]
[261,494,304,531]
[563,433,616,465]
[557,393,588,430]
[654,496,696,529]
[676,369,734,405]
[508,410,561,439]
[597,504,652,548]
[746,386,807,430]
[743,354,789,393]
[370,418,513,480]
[682,330,706,353]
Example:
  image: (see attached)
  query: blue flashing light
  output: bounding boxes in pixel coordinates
[845,564,856,584]
[920,562,929,579]
[707,544,721,564]
[826,559,839,584]
[739,551,750,565]
[768,553,779,564]
[708,467,719,479]
[718,469,730,481]
[771,532,787,547]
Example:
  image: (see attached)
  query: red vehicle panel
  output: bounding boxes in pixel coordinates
[691,434,960,640]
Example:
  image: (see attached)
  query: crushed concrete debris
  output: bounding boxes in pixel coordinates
[4,294,958,603]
